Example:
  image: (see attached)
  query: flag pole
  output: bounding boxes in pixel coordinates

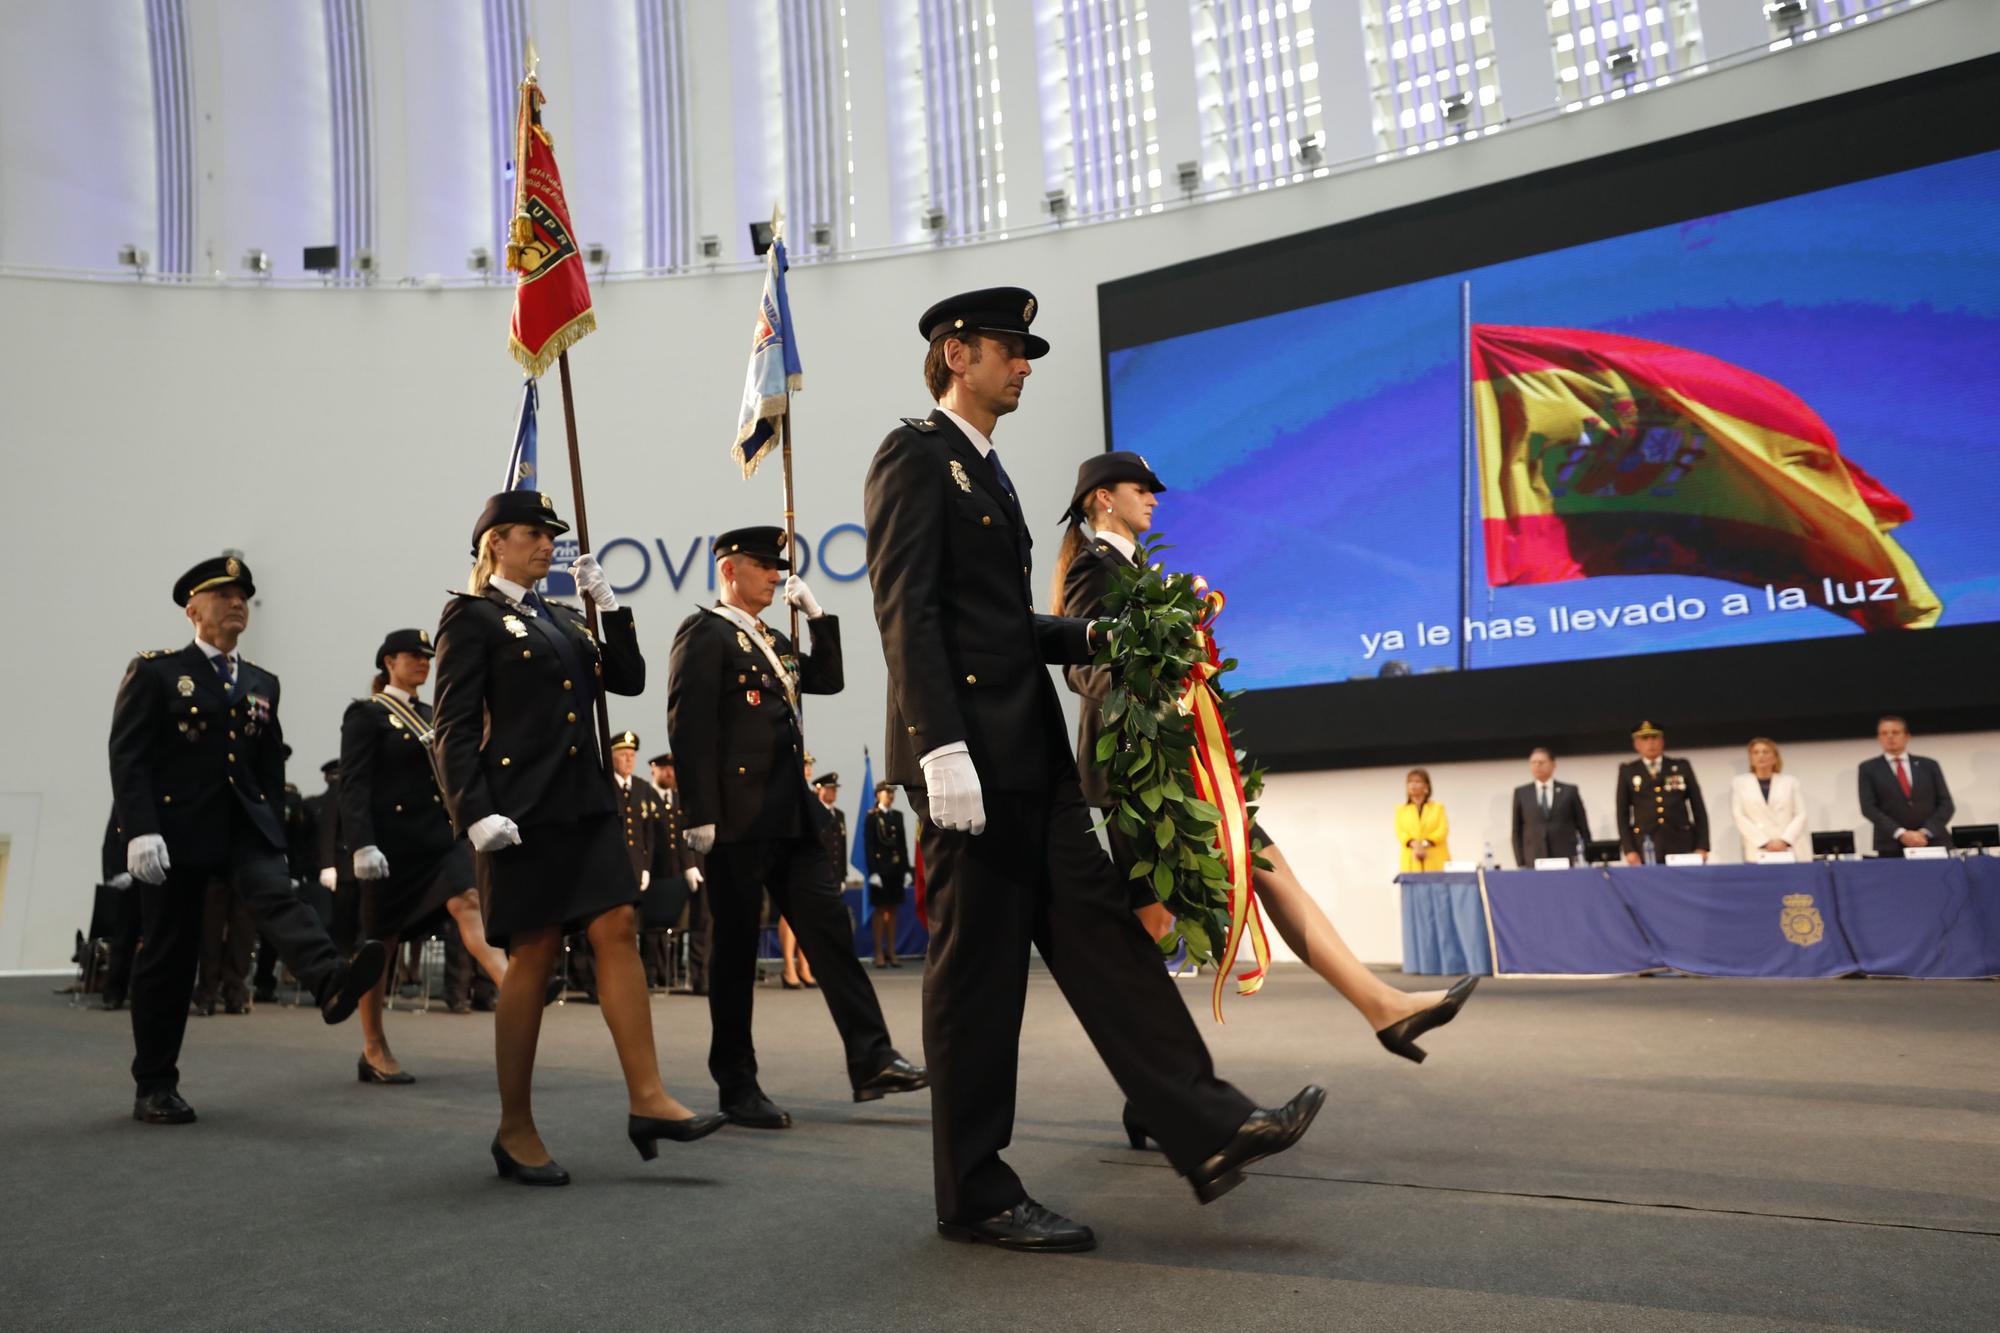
[556,349,615,776]
[1458,279,1473,674]
[781,407,800,649]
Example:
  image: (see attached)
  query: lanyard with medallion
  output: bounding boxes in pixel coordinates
[708,604,800,712]
[372,692,447,792]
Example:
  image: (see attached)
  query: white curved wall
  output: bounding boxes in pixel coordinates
[0,3,1992,970]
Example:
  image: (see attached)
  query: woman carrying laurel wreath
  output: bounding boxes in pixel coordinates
[1051,452,1476,1092]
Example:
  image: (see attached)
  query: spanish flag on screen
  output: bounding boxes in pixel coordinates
[1472,324,1940,631]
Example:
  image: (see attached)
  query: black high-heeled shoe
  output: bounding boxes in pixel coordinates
[1120,1104,1155,1151]
[490,1138,570,1186]
[781,976,803,990]
[357,1055,415,1085]
[627,1110,729,1160]
[1375,975,1479,1064]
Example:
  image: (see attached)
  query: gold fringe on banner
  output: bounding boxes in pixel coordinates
[509,309,598,379]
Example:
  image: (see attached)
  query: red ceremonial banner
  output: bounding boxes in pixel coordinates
[506,78,595,376]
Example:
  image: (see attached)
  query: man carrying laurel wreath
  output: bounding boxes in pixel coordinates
[863,286,1325,1254]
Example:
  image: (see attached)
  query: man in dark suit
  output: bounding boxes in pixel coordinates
[667,527,925,1128]
[108,555,383,1124]
[1615,721,1709,863]
[1858,715,1955,857]
[650,753,709,992]
[864,288,1322,1253]
[1511,748,1590,866]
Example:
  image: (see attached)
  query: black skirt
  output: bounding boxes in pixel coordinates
[868,872,907,909]
[360,839,474,941]
[476,814,639,950]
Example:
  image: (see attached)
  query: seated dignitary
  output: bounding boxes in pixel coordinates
[1616,721,1709,863]
[865,287,1320,1252]
[109,556,385,1125]
[650,752,709,993]
[864,783,911,969]
[1512,748,1590,866]
[667,526,927,1129]
[339,628,510,1082]
[1730,737,1808,863]
[432,492,724,1185]
[1859,716,1955,857]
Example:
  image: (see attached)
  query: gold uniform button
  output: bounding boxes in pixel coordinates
[394,804,403,813]
[162,795,173,805]
[563,679,573,690]
[433,794,441,803]
[568,746,578,756]
[522,650,532,659]
[227,776,235,785]
[737,766,747,775]
[500,757,512,767]
[965,675,977,685]
[906,725,917,735]
[228,731,237,740]
[980,515,991,526]
[189,707,199,716]
[566,712,577,723]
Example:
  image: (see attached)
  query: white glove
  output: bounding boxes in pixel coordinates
[353,846,390,880]
[920,747,987,835]
[641,870,651,891]
[469,813,523,853]
[319,866,338,891]
[108,872,134,891]
[782,574,823,618]
[869,874,881,887]
[569,553,618,612]
[686,824,716,855]
[127,834,171,886]
[684,866,704,891]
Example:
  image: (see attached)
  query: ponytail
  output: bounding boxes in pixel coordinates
[1049,523,1090,617]
[370,669,389,694]
[467,525,513,594]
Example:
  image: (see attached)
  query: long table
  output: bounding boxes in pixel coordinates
[1396,858,2000,979]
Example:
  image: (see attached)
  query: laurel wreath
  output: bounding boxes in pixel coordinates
[1092,534,1267,965]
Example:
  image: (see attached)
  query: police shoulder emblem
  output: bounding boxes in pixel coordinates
[949,459,973,493]
[1780,892,1824,947]
[901,417,937,433]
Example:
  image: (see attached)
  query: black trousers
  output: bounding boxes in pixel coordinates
[130,818,347,1094]
[914,771,1255,1223]
[681,889,712,991]
[102,893,142,1004]
[703,834,895,1100]
[194,878,255,1008]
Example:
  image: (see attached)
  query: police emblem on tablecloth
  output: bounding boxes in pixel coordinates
[949,460,973,493]
[1780,892,1824,947]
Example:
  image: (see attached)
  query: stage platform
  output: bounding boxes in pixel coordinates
[3,966,1994,1330]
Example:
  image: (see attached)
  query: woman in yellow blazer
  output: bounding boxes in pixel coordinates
[1396,769,1452,872]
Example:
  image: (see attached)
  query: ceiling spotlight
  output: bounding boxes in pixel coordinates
[1763,0,1809,27]
[584,242,609,270]
[1044,189,1070,223]
[354,250,375,276]
[467,245,492,275]
[1440,92,1472,125]
[1177,160,1201,196]
[810,221,833,248]
[1606,44,1640,78]
[700,234,721,260]
[921,207,946,233]
[1293,134,1323,168]
[242,249,271,277]
[117,244,150,275]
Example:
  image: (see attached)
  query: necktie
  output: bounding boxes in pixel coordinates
[523,589,548,617]
[212,654,235,695]
[1539,785,1550,816]
[1895,757,1912,798]
[985,447,1019,506]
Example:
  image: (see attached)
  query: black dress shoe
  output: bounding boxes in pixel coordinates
[1120,1103,1153,1151]
[133,1090,197,1125]
[721,1092,793,1129]
[627,1111,729,1159]
[1187,1085,1327,1205]
[100,992,126,1012]
[853,1055,929,1103]
[357,1056,416,1085]
[1375,975,1479,1064]
[937,1199,1096,1253]
[223,999,249,1015]
[448,998,474,1014]
[490,1138,569,1186]
[319,940,387,1026]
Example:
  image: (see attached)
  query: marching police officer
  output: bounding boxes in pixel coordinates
[108,555,385,1124]
[1616,721,1711,863]
[667,525,926,1129]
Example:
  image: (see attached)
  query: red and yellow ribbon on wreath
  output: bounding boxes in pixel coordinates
[1180,578,1273,1022]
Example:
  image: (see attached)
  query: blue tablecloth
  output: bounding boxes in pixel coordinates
[1467,858,2000,978]
[1394,873,1493,976]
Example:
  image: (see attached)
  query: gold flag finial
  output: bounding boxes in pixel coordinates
[769,202,784,243]
[524,37,540,85]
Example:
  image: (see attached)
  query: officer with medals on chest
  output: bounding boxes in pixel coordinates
[666,526,926,1129]
[108,556,386,1124]
[608,731,663,893]
[863,289,1322,1252]
[1616,721,1711,863]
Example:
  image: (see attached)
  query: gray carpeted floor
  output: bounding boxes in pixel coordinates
[3,966,1995,1331]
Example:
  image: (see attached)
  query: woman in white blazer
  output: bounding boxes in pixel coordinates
[1731,737,1809,862]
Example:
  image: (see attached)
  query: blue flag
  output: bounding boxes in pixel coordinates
[732,237,802,479]
[850,748,874,881]
[505,379,539,492]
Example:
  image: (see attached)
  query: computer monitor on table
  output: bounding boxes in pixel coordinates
[1811,831,1857,859]
[1583,839,1623,866]
[1951,824,1998,851]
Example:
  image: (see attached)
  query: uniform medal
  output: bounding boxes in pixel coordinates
[176,675,195,697]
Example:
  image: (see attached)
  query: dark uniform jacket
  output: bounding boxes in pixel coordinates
[863,414,1092,790]
[865,807,910,881]
[108,643,288,865]
[819,804,849,873]
[614,775,664,882]
[338,694,455,867]
[102,807,127,882]
[431,588,645,833]
[282,785,314,881]
[666,608,843,844]
[1059,536,1132,809]
[1857,754,1955,855]
[1615,756,1710,856]
[651,786,695,880]
[1511,780,1590,866]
